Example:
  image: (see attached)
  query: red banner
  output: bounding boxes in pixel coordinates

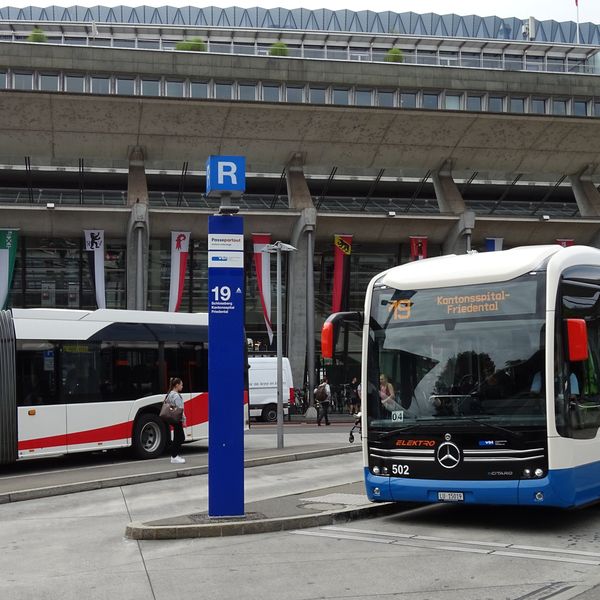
[252,233,273,344]
[556,239,574,247]
[168,231,190,312]
[410,236,428,260]
[332,235,352,313]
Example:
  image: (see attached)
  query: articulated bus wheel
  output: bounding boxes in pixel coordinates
[132,413,167,459]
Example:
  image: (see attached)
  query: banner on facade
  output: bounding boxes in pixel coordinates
[84,230,106,309]
[332,234,353,313]
[410,236,428,260]
[168,231,191,312]
[0,229,18,310]
[485,238,504,252]
[252,233,273,344]
[556,239,575,247]
[556,238,575,248]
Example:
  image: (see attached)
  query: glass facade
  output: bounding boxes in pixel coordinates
[8,237,126,309]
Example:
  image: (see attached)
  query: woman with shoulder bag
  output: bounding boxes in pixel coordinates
[161,377,186,464]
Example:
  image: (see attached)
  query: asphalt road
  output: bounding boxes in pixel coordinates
[3,426,600,599]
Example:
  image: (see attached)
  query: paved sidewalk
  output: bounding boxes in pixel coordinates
[0,440,360,503]
[126,479,398,540]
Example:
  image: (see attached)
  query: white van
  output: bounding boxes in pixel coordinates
[248,356,294,422]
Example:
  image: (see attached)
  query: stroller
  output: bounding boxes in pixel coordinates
[348,412,362,443]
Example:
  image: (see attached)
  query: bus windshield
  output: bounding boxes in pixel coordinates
[367,272,546,434]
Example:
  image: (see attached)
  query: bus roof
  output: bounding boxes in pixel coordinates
[11,308,208,326]
[378,245,576,290]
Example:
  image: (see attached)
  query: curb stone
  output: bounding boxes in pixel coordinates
[125,501,399,540]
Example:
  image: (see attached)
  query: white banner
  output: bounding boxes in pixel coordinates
[169,232,191,312]
[84,230,105,309]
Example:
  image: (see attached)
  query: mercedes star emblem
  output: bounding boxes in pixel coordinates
[437,441,461,469]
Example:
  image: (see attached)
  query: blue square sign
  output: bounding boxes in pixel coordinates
[206,155,246,195]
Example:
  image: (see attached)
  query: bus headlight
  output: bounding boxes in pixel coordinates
[373,466,381,475]
[382,466,389,475]
[523,469,531,478]
[534,468,544,478]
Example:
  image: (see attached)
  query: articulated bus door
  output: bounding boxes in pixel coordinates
[15,340,67,459]
[0,311,17,465]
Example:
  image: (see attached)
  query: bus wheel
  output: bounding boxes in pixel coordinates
[261,404,277,423]
[132,413,166,459]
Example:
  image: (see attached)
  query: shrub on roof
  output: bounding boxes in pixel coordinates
[27,27,47,43]
[268,42,289,56]
[384,47,403,63]
[175,38,206,52]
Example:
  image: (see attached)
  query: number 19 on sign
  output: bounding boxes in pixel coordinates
[211,286,231,301]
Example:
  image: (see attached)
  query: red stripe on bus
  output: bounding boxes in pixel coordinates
[17,392,246,452]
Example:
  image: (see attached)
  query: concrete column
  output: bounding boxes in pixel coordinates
[570,167,600,217]
[126,147,150,310]
[443,210,476,255]
[285,154,317,412]
[432,162,466,215]
[433,163,475,255]
[127,146,149,207]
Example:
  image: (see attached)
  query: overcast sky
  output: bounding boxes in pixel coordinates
[3,1,600,23]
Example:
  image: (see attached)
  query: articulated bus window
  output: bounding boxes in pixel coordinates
[60,342,102,403]
[164,344,208,392]
[16,341,58,406]
[99,343,160,401]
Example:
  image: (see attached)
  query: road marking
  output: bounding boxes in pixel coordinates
[294,526,600,566]
[493,551,600,566]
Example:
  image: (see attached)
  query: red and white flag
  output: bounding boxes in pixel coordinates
[410,236,428,260]
[168,231,190,312]
[556,239,574,247]
[252,233,273,344]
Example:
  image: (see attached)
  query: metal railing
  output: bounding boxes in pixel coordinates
[0,187,583,217]
[0,35,597,76]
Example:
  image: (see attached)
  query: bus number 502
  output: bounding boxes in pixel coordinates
[392,464,410,476]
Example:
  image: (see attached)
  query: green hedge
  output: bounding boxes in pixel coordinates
[27,27,47,43]
[268,42,289,56]
[175,38,206,52]
[384,48,404,63]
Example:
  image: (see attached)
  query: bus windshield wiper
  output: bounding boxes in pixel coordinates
[449,416,523,438]
[374,424,423,439]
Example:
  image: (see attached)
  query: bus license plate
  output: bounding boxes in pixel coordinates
[437,492,464,502]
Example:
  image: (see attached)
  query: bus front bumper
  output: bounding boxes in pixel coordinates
[364,468,581,508]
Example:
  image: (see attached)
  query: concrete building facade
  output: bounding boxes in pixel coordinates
[2,6,600,390]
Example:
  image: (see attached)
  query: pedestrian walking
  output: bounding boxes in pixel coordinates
[161,377,187,464]
[315,377,331,426]
[349,376,360,415]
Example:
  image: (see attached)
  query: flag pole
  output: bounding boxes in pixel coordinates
[576,0,581,44]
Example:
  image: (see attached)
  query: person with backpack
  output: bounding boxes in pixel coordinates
[315,377,331,426]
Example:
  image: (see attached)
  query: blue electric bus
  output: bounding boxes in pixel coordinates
[322,245,600,508]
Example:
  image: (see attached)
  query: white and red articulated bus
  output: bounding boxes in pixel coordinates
[0,308,248,464]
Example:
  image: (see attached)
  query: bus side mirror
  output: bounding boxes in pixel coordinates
[322,321,334,359]
[321,311,363,359]
[566,318,589,362]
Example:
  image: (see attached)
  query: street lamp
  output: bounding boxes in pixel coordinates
[265,241,297,449]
